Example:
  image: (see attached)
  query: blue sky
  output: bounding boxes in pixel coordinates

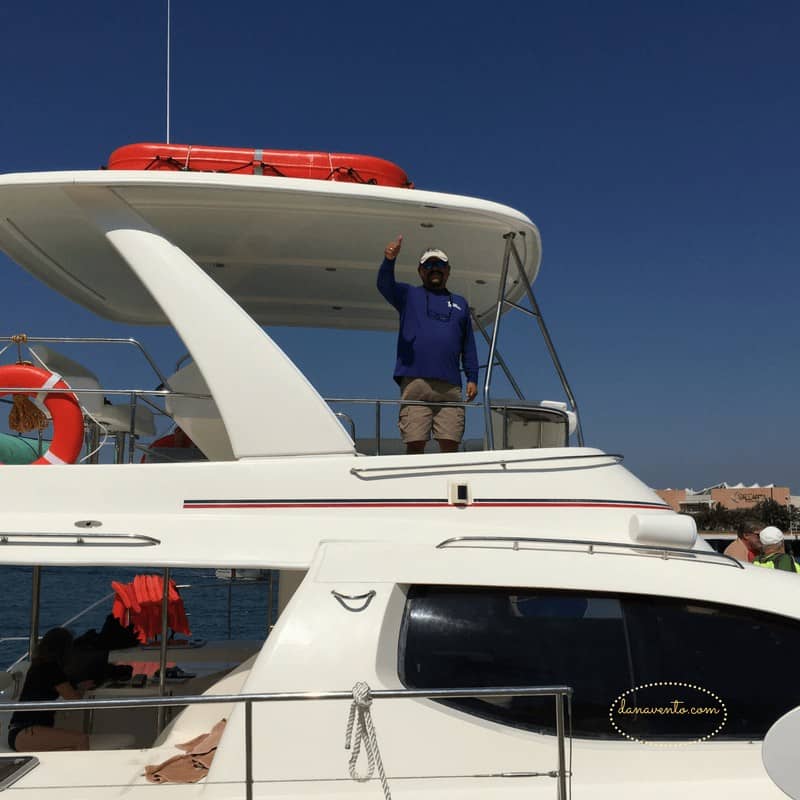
[1,1,798,489]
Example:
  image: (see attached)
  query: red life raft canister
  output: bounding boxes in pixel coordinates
[0,363,83,465]
[107,143,414,188]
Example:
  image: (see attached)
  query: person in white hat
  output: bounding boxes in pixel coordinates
[378,236,478,454]
[753,526,800,572]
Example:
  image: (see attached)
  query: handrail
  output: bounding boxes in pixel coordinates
[436,535,744,569]
[0,684,573,713]
[174,351,192,372]
[0,532,161,547]
[0,336,173,391]
[351,452,624,475]
[333,411,356,441]
[0,386,209,464]
[0,386,209,399]
[0,684,573,800]
[329,396,580,460]
[326,397,469,406]
[0,376,573,464]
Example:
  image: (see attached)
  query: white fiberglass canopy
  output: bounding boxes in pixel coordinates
[0,171,541,330]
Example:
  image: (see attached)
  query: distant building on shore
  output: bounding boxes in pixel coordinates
[656,483,795,514]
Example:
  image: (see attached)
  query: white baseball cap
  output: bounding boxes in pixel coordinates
[760,526,784,545]
[419,248,449,265]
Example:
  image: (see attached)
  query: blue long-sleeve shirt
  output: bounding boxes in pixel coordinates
[377,258,479,387]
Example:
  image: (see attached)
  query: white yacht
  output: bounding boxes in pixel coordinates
[0,158,797,799]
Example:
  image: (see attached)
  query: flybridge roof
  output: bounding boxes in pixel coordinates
[0,171,541,330]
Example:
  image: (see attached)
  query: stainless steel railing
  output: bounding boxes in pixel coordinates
[0,335,578,459]
[437,535,744,569]
[0,389,573,460]
[326,396,573,455]
[0,684,573,800]
[0,336,172,390]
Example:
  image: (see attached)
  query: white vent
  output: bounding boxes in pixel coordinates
[629,513,696,547]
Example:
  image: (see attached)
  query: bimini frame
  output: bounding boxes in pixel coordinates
[477,232,583,448]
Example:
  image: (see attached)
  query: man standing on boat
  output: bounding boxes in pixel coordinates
[378,236,478,454]
[753,526,800,572]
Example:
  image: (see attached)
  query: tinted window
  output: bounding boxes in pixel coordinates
[399,586,800,739]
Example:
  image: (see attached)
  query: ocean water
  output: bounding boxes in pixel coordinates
[0,565,274,669]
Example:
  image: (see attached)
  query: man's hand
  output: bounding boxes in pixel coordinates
[465,382,478,402]
[384,235,403,261]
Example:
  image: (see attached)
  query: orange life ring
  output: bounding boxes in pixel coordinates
[0,363,83,465]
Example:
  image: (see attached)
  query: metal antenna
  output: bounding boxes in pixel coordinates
[166,0,171,143]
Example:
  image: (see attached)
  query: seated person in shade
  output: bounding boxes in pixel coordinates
[753,526,800,572]
[141,426,199,463]
[8,627,94,752]
[152,426,194,449]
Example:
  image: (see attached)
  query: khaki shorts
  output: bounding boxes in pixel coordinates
[398,377,465,443]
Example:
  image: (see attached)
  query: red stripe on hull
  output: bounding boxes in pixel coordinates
[473,502,670,510]
[184,502,449,509]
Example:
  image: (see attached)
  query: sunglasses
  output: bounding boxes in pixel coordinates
[420,259,448,270]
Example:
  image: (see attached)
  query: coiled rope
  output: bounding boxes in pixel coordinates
[7,336,49,433]
[344,682,392,800]
[8,393,49,433]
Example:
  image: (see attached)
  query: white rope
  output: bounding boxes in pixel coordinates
[78,403,110,463]
[344,682,392,800]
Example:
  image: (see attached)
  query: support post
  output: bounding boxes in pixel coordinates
[245,699,253,800]
[85,423,101,464]
[483,234,514,449]
[114,433,126,464]
[127,393,138,463]
[508,238,584,446]
[156,567,170,734]
[267,571,275,630]
[227,575,233,639]
[555,693,568,800]
[28,567,41,660]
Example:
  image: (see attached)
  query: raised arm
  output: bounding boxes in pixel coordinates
[377,236,409,311]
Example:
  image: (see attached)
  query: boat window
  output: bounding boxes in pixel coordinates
[399,586,800,740]
[2,565,276,748]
